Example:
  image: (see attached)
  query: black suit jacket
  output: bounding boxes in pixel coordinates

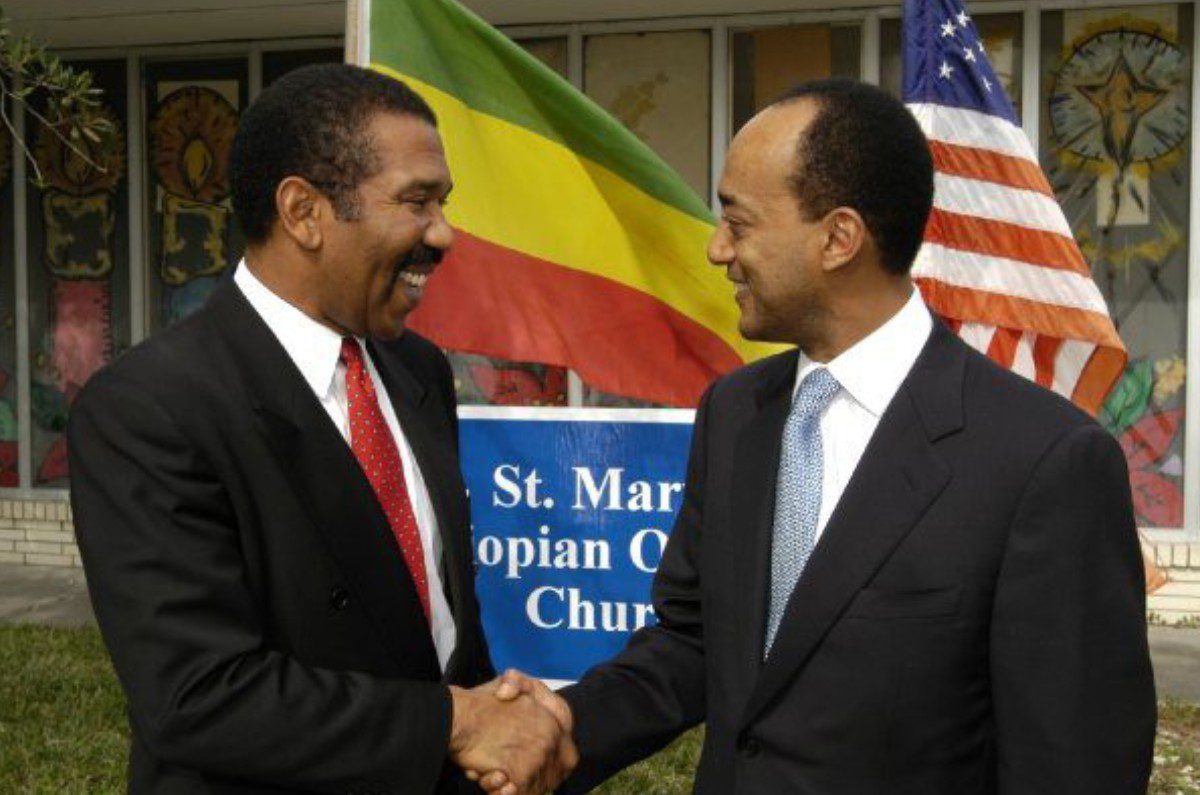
[562,321,1155,794]
[68,282,493,794]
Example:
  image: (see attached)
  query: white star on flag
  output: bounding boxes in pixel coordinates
[940,20,957,37]
[901,0,1128,420]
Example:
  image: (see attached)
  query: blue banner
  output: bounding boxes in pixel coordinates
[459,407,694,683]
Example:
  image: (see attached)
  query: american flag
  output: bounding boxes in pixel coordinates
[903,0,1127,415]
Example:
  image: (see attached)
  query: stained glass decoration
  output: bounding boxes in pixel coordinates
[145,62,246,331]
[27,59,130,487]
[1042,5,1192,529]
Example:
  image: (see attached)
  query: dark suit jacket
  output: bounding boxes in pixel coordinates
[562,321,1155,794]
[68,282,493,794]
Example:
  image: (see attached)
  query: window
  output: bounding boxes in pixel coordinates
[262,48,344,86]
[445,36,572,407]
[581,30,712,407]
[1041,4,1193,531]
[144,59,247,333]
[732,23,861,133]
[880,13,1023,118]
[26,59,130,487]
[0,107,15,486]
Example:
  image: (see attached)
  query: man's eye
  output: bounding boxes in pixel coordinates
[401,196,448,210]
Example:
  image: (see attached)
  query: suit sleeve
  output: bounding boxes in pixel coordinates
[68,370,455,794]
[990,422,1156,795]
[558,386,714,793]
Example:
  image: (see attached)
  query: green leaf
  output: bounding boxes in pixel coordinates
[1100,359,1154,435]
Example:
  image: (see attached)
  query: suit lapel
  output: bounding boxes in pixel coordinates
[730,352,797,691]
[738,323,964,730]
[207,284,441,676]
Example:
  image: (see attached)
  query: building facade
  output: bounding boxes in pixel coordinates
[4,0,1198,620]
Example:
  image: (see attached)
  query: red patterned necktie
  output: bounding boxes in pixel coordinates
[340,337,431,622]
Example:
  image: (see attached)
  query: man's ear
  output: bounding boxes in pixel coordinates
[276,176,325,251]
[821,207,866,273]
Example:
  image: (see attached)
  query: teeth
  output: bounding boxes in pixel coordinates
[399,271,428,289]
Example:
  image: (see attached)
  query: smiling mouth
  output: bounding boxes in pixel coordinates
[398,270,430,290]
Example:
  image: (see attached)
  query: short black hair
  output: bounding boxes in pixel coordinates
[774,79,933,275]
[230,63,438,244]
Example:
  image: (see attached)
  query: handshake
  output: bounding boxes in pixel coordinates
[449,670,577,795]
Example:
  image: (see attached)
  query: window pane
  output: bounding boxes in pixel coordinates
[1041,4,1192,529]
[445,37,571,407]
[881,14,1022,119]
[518,36,568,76]
[585,30,711,199]
[577,30,711,407]
[145,60,247,332]
[26,59,131,487]
[0,110,15,486]
[732,24,860,133]
[262,48,344,86]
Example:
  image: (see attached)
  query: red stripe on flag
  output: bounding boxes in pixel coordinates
[915,279,1123,351]
[407,230,743,407]
[1033,335,1064,388]
[987,327,1021,369]
[1071,343,1127,416]
[930,140,1054,197]
[924,209,1090,275]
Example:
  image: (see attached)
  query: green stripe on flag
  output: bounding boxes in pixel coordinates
[369,0,714,224]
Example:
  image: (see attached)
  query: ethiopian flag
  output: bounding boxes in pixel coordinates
[357,0,780,406]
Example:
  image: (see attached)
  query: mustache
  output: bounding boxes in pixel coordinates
[399,244,445,269]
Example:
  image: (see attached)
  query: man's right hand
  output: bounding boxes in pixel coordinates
[468,670,576,794]
[448,680,576,795]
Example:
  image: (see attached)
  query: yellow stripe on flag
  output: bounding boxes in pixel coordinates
[374,64,783,363]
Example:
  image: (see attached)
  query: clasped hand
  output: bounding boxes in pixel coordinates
[449,670,576,795]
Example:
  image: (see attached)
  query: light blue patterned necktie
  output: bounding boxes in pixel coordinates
[764,367,840,656]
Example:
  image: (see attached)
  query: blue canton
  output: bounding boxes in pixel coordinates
[902,0,1016,122]
[764,367,840,656]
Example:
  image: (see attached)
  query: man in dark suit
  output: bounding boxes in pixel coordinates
[486,78,1155,794]
[68,64,573,795]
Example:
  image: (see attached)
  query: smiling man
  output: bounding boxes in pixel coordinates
[67,64,573,795]
[487,78,1155,795]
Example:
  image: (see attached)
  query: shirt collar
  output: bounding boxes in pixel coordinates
[794,287,933,418]
[234,261,347,401]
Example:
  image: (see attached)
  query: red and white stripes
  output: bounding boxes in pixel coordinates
[906,102,1127,414]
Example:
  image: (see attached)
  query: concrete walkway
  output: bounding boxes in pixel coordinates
[2,563,1198,701]
[0,563,93,627]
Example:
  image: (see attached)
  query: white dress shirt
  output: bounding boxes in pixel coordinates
[235,263,457,671]
[794,288,933,541]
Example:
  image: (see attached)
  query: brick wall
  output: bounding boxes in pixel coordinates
[0,501,78,569]
[2,496,1199,623]
[0,499,79,568]
[1148,545,1200,625]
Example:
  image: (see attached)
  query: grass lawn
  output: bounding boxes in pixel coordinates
[1,624,1195,793]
